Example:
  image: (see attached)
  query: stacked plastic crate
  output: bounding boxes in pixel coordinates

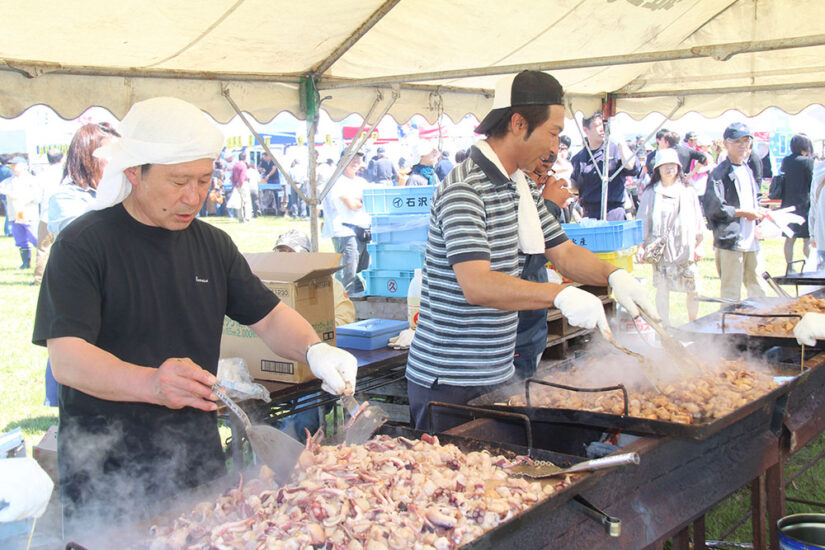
[560,220,643,271]
[361,186,435,297]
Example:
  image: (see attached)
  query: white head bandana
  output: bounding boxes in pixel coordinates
[93,97,224,209]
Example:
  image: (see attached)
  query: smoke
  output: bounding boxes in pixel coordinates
[530,327,780,393]
[57,409,229,547]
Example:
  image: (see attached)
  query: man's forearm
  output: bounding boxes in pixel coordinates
[48,337,156,403]
[453,260,563,311]
[469,272,563,310]
[547,241,616,285]
[251,302,321,362]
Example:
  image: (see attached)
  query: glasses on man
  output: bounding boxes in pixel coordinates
[726,137,752,147]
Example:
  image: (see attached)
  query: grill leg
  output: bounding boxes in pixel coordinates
[693,515,706,550]
[766,461,785,550]
[751,475,768,550]
[673,527,690,550]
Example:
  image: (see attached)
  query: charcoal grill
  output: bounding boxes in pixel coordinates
[469,360,810,440]
[75,423,623,549]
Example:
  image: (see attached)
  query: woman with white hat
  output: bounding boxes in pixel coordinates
[406,141,440,186]
[635,148,704,325]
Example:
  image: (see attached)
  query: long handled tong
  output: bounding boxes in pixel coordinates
[637,310,705,377]
[600,328,664,393]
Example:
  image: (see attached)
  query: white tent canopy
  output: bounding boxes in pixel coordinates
[2,0,824,124]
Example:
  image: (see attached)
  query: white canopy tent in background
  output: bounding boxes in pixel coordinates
[2,0,824,246]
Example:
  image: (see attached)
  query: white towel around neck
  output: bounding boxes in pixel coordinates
[475,140,545,254]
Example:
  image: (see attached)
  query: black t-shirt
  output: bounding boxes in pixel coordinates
[258,158,280,184]
[646,145,707,175]
[32,204,279,523]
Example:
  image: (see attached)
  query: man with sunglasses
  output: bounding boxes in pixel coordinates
[703,122,769,300]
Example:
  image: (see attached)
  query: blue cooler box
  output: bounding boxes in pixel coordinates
[370,214,429,244]
[366,242,425,271]
[363,186,435,215]
[561,220,642,252]
[336,318,409,350]
[363,268,415,297]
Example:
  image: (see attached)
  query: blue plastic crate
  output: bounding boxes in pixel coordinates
[363,186,435,215]
[0,518,33,548]
[363,268,415,297]
[561,220,642,252]
[366,242,425,271]
[336,318,409,350]
[370,214,429,244]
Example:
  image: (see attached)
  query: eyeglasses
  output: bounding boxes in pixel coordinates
[726,137,752,147]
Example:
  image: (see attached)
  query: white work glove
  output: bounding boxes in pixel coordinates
[388,328,415,350]
[306,342,358,395]
[0,457,54,521]
[793,312,825,346]
[553,286,610,332]
[608,269,659,320]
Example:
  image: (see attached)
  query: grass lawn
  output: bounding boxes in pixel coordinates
[1,214,823,544]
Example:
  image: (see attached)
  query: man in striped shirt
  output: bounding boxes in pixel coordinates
[406,71,658,431]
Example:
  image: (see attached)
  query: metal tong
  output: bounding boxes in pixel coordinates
[695,295,760,309]
[763,271,792,298]
[637,310,705,377]
[600,328,664,393]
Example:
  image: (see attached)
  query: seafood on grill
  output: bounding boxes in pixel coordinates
[137,433,573,550]
[734,294,825,336]
[506,359,779,425]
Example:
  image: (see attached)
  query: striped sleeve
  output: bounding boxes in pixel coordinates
[438,180,491,266]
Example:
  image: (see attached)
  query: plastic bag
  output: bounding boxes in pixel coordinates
[804,247,820,273]
[0,457,54,521]
[226,189,241,210]
[217,357,271,403]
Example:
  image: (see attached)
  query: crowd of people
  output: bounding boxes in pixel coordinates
[2,112,821,325]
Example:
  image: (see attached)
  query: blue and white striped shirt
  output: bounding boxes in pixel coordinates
[406,145,568,388]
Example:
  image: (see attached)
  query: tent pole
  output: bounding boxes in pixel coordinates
[609,97,684,181]
[566,101,606,209]
[319,34,825,89]
[319,91,383,205]
[308,113,320,252]
[319,87,400,204]
[311,0,401,75]
[601,116,610,221]
[222,87,309,203]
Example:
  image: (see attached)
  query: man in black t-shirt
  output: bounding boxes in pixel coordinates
[645,130,706,176]
[258,151,284,215]
[32,97,357,530]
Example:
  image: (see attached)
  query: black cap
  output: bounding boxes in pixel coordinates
[723,122,753,140]
[475,71,564,135]
[685,131,697,140]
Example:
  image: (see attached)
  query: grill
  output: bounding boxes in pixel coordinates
[71,424,625,550]
[468,358,809,440]
[676,288,825,350]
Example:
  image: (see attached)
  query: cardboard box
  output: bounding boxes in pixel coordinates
[33,425,58,487]
[220,252,341,383]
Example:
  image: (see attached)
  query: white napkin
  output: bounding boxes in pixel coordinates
[512,169,546,253]
[475,140,545,254]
